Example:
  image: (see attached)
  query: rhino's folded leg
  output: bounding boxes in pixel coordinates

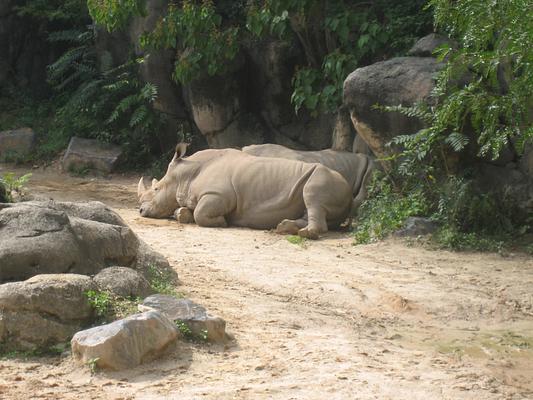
[174,207,195,224]
[276,218,307,235]
[193,194,229,228]
[299,207,328,240]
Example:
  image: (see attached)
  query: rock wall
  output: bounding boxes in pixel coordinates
[95,1,353,152]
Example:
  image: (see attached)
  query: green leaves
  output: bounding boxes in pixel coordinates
[87,0,146,31]
[141,1,240,84]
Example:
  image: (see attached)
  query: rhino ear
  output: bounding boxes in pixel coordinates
[137,177,149,199]
[151,178,159,188]
[175,142,188,159]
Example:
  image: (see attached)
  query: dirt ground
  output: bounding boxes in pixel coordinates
[1,164,532,400]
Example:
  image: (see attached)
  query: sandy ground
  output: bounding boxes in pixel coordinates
[1,165,532,400]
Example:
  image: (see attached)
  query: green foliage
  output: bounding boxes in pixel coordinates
[87,357,100,374]
[85,290,112,318]
[15,0,89,25]
[87,0,146,31]
[85,289,142,322]
[286,235,307,247]
[353,173,430,244]
[147,264,179,297]
[47,27,164,166]
[391,0,532,170]
[139,0,240,84]
[247,0,432,113]
[0,173,32,202]
[0,343,67,359]
[175,320,208,343]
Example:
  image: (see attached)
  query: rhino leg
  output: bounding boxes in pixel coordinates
[276,218,307,235]
[174,207,195,224]
[298,207,327,240]
[193,194,228,228]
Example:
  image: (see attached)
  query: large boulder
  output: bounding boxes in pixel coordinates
[0,201,171,282]
[0,128,36,160]
[343,57,443,159]
[139,295,228,343]
[407,33,454,57]
[71,311,178,370]
[62,137,123,174]
[0,274,95,350]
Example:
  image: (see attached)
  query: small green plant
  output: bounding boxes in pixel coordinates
[85,290,142,321]
[147,264,179,297]
[353,173,430,244]
[0,172,32,202]
[286,235,308,247]
[87,357,100,374]
[85,290,111,318]
[175,320,208,343]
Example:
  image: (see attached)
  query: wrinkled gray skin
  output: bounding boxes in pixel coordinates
[242,143,375,215]
[138,145,352,239]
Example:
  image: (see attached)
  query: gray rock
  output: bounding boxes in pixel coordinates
[71,311,178,370]
[396,217,438,237]
[206,114,267,149]
[0,128,36,159]
[407,33,454,57]
[62,137,122,174]
[94,267,153,299]
[139,295,227,343]
[344,57,443,160]
[0,201,171,282]
[0,274,95,350]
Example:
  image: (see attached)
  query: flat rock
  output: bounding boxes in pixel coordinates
[396,217,438,237]
[0,127,35,159]
[0,274,95,349]
[139,295,227,343]
[71,311,178,370]
[62,137,122,174]
[94,267,153,299]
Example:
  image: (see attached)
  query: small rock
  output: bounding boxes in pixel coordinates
[62,137,122,174]
[0,127,36,159]
[139,295,228,343]
[395,217,438,237]
[94,267,153,299]
[71,311,177,370]
[407,33,455,57]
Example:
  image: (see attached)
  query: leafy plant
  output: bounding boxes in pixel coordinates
[0,173,32,202]
[87,357,100,374]
[85,290,111,318]
[353,172,430,244]
[175,320,208,343]
[286,235,308,247]
[147,264,180,297]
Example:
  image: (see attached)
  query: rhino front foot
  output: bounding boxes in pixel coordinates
[175,207,195,224]
[298,227,320,240]
[276,219,306,235]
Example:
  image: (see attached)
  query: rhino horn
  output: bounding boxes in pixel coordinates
[137,177,149,199]
[151,178,159,187]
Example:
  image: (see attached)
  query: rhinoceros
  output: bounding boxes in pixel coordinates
[137,144,352,239]
[242,143,375,214]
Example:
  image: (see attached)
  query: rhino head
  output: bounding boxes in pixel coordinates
[138,143,188,218]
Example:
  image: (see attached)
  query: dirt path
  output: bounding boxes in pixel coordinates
[1,165,533,399]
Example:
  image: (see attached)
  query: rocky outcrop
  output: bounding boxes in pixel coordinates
[62,137,123,174]
[407,33,454,57]
[0,274,95,350]
[0,201,171,282]
[344,56,443,160]
[139,295,228,343]
[0,128,36,160]
[71,311,178,370]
